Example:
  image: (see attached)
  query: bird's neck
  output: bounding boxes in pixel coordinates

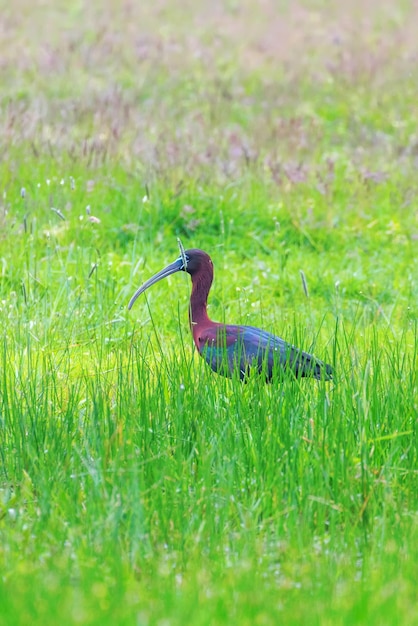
[189,268,213,337]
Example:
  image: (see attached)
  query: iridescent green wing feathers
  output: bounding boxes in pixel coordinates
[199,325,332,381]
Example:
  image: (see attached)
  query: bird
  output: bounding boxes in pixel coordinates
[128,248,333,382]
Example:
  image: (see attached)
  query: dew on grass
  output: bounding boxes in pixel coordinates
[8,508,17,520]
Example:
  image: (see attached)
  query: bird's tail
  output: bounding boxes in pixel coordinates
[312,359,333,380]
[296,350,333,380]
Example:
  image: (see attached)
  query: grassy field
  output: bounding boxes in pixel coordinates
[1,1,418,624]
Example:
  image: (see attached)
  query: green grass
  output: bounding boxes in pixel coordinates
[1,1,418,624]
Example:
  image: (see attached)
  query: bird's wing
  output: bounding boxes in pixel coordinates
[199,325,332,380]
[241,326,332,379]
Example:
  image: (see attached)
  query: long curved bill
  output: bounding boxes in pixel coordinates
[128,257,184,310]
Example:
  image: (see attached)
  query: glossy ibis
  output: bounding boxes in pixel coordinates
[128,249,333,381]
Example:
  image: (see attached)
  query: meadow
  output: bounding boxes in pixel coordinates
[0,1,417,624]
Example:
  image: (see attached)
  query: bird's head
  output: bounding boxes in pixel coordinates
[128,248,213,309]
[181,249,212,275]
